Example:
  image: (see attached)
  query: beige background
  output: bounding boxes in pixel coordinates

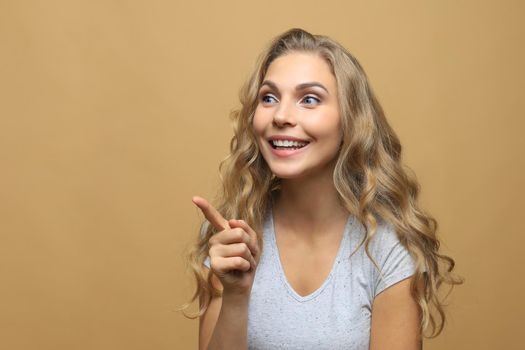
[1,1,523,349]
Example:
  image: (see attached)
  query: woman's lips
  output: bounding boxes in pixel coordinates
[268,142,310,158]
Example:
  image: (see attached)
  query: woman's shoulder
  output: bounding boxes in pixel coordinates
[372,218,403,247]
[350,216,402,252]
[351,216,414,270]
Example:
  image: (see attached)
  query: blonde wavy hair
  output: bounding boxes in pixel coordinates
[180,28,463,338]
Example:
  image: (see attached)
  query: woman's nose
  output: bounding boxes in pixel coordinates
[272,99,296,127]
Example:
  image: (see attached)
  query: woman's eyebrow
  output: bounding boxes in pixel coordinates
[296,82,329,94]
[260,80,329,94]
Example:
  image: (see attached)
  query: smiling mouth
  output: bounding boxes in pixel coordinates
[268,140,310,150]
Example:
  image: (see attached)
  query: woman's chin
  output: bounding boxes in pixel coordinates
[270,168,308,180]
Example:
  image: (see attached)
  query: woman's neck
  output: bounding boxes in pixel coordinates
[273,166,349,240]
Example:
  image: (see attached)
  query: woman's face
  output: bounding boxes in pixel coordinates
[252,51,342,180]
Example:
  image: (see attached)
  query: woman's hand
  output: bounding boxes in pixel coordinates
[192,196,260,296]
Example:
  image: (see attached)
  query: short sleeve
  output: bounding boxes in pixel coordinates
[371,222,417,298]
[200,221,211,269]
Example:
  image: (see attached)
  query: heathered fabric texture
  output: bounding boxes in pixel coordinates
[203,200,417,350]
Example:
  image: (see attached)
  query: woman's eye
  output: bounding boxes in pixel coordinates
[302,95,321,105]
[261,94,278,104]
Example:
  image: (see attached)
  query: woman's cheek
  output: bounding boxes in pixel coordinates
[252,113,268,140]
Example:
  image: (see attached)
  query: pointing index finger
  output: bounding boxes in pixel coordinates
[192,196,230,231]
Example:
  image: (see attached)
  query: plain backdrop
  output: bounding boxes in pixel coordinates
[0,1,523,349]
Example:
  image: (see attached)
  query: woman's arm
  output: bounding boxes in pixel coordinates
[369,276,423,350]
[194,196,259,350]
[199,267,250,350]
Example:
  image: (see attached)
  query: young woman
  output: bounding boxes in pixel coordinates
[181,28,463,350]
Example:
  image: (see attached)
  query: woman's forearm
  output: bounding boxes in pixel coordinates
[206,291,250,350]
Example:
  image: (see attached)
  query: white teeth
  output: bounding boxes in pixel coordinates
[271,140,308,147]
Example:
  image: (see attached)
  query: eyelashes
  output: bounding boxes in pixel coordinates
[260,94,278,104]
[302,96,321,105]
[259,93,321,106]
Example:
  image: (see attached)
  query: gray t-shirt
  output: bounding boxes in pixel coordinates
[203,200,417,350]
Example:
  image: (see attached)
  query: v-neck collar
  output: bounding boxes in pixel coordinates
[268,198,352,302]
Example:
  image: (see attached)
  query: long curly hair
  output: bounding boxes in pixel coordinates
[179,28,463,338]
